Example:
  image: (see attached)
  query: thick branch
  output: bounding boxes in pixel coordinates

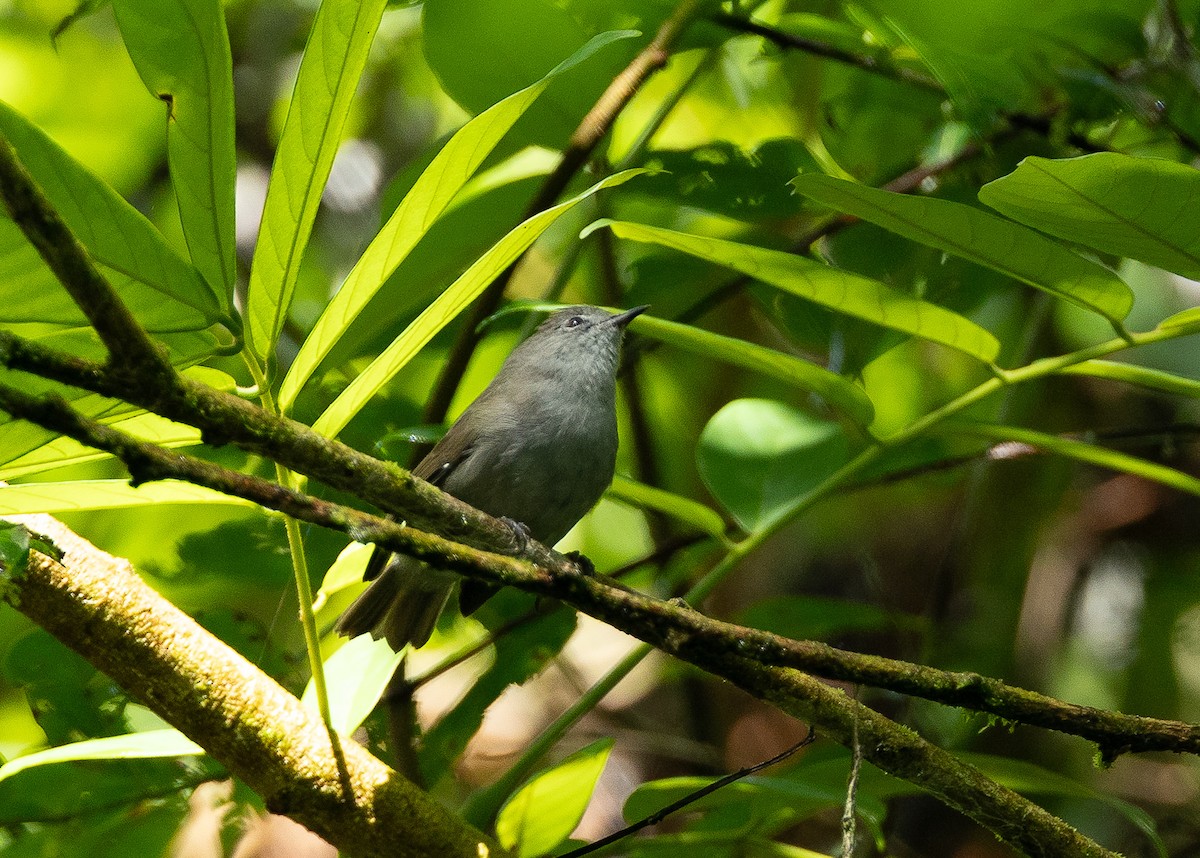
[0,515,494,858]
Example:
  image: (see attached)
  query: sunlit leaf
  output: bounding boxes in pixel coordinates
[301,633,404,736]
[278,30,638,412]
[0,480,255,515]
[496,739,613,858]
[0,730,204,785]
[589,220,1000,363]
[791,173,1133,324]
[245,0,388,364]
[979,153,1200,279]
[112,0,237,307]
[0,101,225,332]
[312,169,645,438]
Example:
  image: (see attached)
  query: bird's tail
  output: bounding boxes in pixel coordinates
[334,556,454,651]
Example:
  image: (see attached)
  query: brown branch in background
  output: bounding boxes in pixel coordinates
[0,515,494,858]
[420,0,705,432]
[0,135,176,378]
[595,222,672,541]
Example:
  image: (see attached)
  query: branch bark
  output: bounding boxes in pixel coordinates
[0,514,495,858]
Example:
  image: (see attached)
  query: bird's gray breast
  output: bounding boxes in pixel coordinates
[441,393,618,547]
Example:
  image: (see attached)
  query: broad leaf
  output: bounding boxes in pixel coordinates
[245,0,388,364]
[301,634,404,736]
[791,173,1133,324]
[697,399,850,533]
[628,312,875,425]
[590,221,1001,363]
[608,475,729,540]
[278,30,638,411]
[312,169,645,438]
[0,366,228,479]
[112,0,237,307]
[0,101,226,333]
[0,730,204,785]
[496,739,613,858]
[979,153,1200,280]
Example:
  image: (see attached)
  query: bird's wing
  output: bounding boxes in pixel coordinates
[361,429,477,582]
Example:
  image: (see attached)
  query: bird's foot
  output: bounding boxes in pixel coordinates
[499,517,531,553]
[565,550,596,576]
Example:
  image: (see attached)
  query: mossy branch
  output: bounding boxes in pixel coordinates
[0,514,496,858]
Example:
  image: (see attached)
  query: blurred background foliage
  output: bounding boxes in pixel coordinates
[1,0,1200,856]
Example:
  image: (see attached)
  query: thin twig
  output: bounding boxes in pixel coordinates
[711,11,943,92]
[559,731,817,857]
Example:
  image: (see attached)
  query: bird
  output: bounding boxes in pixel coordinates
[335,304,648,651]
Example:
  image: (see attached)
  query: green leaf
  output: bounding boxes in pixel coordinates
[278,29,638,412]
[697,399,850,533]
[608,475,729,541]
[0,479,254,515]
[790,173,1133,324]
[245,0,388,364]
[0,365,227,480]
[0,521,31,577]
[312,540,374,610]
[0,730,204,785]
[1158,306,1200,332]
[112,0,237,307]
[496,738,613,858]
[629,312,875,425]
[979,153,1200,280]
[301,634,404,736]
[948,422,1200,498]
[0,100,226,333]
[311,169,645,438]
[1058,360,1200,398]
[589,220,1000,363]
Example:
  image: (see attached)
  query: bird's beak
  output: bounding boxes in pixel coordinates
[609,305,649,328]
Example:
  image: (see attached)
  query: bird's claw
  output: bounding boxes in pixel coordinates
[565,550,596,576]
[500,517,531,552]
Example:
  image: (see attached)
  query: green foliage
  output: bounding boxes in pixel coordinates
[2,0,1200,855]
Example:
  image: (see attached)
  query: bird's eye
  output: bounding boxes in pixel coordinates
[565,316,584,328]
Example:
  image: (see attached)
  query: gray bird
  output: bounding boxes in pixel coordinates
[335,304,647,650]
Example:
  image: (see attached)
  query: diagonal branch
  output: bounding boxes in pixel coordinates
[1,379,1197,764]
[0,514,495,858]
